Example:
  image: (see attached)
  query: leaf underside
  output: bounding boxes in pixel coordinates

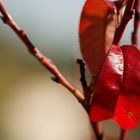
[79,0,116,75]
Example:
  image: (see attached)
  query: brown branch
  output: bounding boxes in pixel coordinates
[0,0,85,102]
[77,59,97,110]
[77,59,88,94]
[77,59,91,112]
[113,0,136,45]
[92,122,105,140]
[77,59,104,140]
[119,129,127,140]
[89,78,104,140]
[132,0,140,46]
[114,0,126,12]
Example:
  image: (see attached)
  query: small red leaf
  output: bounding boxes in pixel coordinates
[90,45,124,120]
[114,46,140,129]
[79,0,116,75]
[90,45,140,129]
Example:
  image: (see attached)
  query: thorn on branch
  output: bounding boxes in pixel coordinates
[51,76,59,83]
[0,15,7,23]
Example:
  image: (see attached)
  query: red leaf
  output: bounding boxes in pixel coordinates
[114,46,140,129]
[79,0,116,75]
[90,45,140,129]
[90,45,124,120]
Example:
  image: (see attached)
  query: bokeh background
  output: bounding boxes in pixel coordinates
[0,0,140,140]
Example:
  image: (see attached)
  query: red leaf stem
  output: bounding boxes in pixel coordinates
[92,122,104,140]
[114,0,126,12]
[113,0,136,45]
[132,0,140,46]
[119,129,127,140]
[0,0,85,102]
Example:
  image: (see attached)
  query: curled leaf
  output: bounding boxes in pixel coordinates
[114,46,140,129]
[90,45,124,120]
[90,45,140,129]
[79,0,117,75]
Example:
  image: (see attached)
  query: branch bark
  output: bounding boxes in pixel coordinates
[119,129,127,140]
[113,0,136,45]
[132,0,140,46]
[92,123,105,140]
[77,60,104,140]
[0,0,85,102]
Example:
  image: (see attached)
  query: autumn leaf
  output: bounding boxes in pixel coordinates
[79,0,117,75]
[90,45,140,129]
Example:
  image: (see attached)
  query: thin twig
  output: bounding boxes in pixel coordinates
[77,59,104,140]
[89,78,104,140]
[77,59,90,112]
[77,59,97,111]
[0,0,85,102]
[114,0,126,12]
[77,59,88,94]
[119,129,127,140]
[92,122,105,140]
[113,0,136,45]
[132,0,140,46]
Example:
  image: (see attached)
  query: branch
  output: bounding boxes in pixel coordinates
[132,0,140,46]
[114,0,126,12]
[92,123,105,140]
[113,0,135,45]
[119,129,127,140]
[0,0,85,102]
[77,59,91,111]
[77,60,104,140]
[77,59,88,95]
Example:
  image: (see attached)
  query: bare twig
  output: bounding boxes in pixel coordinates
[77,59,104,140]
[114,0,126,12]
[89,78,104,140]
[113,0,136,45]
[92,122,105,140]
[77,59,88,94]
[0,0,85,102]
[119,129,127,140]
[132,0,140,46]
[77,59,90,112]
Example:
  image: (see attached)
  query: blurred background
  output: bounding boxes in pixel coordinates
[0,0,139,140]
